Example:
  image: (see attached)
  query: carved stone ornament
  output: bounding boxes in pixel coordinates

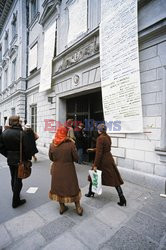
[73,74,80,85]
[55,35,99,74]
[8,45,18,58]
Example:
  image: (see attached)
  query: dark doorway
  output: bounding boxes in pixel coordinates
[66,91,104,123]
[66,91,104,164]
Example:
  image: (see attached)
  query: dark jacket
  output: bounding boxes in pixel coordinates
[74,128,86,149]
[0,125,32,165]
[24,129,38,156]
[94,133,124,187]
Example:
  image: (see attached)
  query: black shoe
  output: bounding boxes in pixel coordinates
[59,205,68,215]
[12,199,26,208]
[85,192,95,198]
[117,196,126,206]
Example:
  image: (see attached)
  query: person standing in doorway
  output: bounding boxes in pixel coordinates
[65,118,76,142]
[74,122,86,164]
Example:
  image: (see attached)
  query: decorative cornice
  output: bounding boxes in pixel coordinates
[53,27,99,76]
[0,0,13,34]
[39,0,61,25]
[139,18,166,42]
[28,12,40,31]
[27,68,41,81]
[53,27,99,62]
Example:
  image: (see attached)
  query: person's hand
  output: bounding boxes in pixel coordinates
[92,165,97,172]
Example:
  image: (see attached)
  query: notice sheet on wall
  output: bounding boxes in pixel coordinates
[67,0,87,44]
[29,43,38,73]
[100,0,143,133]
[39,21,56,92]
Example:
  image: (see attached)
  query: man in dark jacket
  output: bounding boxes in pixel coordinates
[0,116,32,208]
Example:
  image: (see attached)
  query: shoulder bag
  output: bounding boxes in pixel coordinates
[18,131,32,179]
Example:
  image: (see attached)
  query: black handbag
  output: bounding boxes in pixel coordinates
[18,131,32,179]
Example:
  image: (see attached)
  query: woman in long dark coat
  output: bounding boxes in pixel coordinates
[85,123,126,206]
[49,126,83,215]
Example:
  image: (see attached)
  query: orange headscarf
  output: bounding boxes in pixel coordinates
[53,126,68,146]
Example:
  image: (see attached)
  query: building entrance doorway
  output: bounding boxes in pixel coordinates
[66,91,104,124]
[66,90,104,163]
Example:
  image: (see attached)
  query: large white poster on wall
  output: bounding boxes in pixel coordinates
[100,0,143,133]
[67,0,87,44]
[39,21,56,92]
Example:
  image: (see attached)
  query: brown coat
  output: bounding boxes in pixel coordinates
[49,140,80,197]
[94,133,123,187]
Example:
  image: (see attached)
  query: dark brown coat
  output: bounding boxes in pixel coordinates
[94,133,124,187]
[49,140,80,197]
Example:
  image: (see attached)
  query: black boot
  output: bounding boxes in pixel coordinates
[85,183,95,197]
[115,186,126,206]
[12,199,26,208]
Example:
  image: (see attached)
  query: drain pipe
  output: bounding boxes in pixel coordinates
[24,0,29,124]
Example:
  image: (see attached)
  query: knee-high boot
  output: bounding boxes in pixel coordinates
[115,186,127,206]
[85,182,95,197]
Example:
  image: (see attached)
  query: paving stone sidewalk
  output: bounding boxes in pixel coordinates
[1,181,166,250]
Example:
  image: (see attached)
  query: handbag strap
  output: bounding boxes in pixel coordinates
[20,131,23,163]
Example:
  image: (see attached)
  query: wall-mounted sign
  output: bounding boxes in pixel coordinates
[100,0,143,133]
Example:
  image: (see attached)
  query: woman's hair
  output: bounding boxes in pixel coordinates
[9,116,20,126]
[97,123,107,133]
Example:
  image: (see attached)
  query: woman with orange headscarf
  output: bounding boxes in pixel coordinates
[49,126,83,215]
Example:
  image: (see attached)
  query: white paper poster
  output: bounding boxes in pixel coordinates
[67,0,87,44]
[39,21,56,92]
[29,43,38,73]
[100,0,143,133]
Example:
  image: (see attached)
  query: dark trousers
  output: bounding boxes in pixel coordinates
[9,165,23,204]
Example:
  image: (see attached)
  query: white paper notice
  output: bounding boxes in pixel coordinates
[26,187,38,194]
[100,0,143,133]
[39,21,56,92]
[67,0,87,44]
[29,43,38,73]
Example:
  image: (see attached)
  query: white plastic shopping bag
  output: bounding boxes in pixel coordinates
[89,170,102,195]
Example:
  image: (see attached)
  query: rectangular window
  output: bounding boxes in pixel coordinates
[29,43,37,73]
[12,18,17,39]
[31,105,37,132]
[31,0,37,21]
[0,46,2,62]
[88,0,101,31]
[4,31,9,52]
[4,68,8,89]
[11,108,15,115]
[0,77,2,92]
[67,0,87,44]
[12,58,17,82]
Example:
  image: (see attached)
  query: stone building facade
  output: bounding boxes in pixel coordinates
[0,0,27,124]
[0,0,166,192]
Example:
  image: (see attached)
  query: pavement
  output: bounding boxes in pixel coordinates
[0,155,166,250]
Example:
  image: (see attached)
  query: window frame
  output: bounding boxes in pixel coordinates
[4,68,8,89]
[30,104,37,132]
[4,31,9,53]
[12,58,17,82]
[30,0,38,22]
